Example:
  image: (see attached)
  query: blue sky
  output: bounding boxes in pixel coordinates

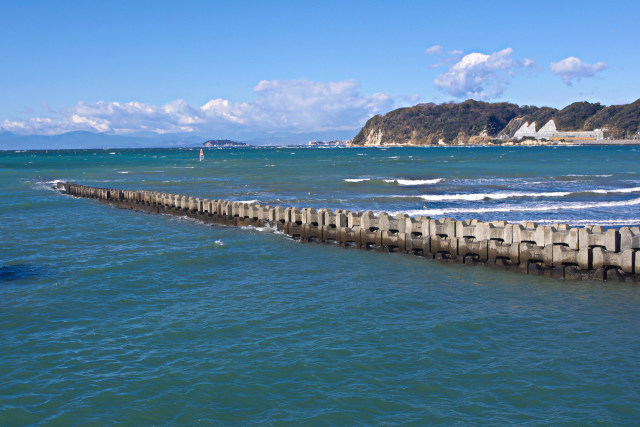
[1,0,638,139]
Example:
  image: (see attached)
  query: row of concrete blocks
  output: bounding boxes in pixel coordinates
[60,182,640,281]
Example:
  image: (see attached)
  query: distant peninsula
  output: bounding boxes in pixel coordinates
[202,139,248,147]
[350,99,640,146]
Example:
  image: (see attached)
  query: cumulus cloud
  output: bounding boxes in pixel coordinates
[550,56,607,86]
[1,79,396,136]
[434,47,528,99]
[425,45,444,55]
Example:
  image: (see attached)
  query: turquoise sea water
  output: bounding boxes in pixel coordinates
[1,146,640,424]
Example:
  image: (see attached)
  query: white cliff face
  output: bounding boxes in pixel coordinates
[367,128,384,146]
[513,121,537,139]
[512,119,603,141]
[536,120,557,139]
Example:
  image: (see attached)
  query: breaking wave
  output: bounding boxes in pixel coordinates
[418,187,640,202]
[384,178,444,186]
[401,197,640,217]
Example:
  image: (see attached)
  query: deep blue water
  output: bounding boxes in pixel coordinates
[1,146,639,424]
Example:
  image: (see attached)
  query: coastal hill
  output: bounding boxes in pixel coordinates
[202,139,248,147]
[350,99,640,146]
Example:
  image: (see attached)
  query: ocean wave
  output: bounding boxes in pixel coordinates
[417,187,640,202]
[385,178,444,186]
[35,179,66,192]
[564,174,613,177]
[344,178,371,183]
[591,186,640,194]
[419,191,571,202]
[531,219,640,226]
[400,197,640,217]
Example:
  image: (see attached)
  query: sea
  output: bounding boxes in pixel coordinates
[1,145,639,425]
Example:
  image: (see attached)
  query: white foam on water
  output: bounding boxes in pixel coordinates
[214,239,224,246]
[415,187,640,202]
[344,178,371,183]
[564,174,613,177]
[35,179,66,192]
[385,178,444,186]
[419,191,571,202]
[236,200,258,204]
[118,171,129,174]
[530,219,640,226]
[590,186,640,194]
[398,197,640,217]
[109,152,116,155]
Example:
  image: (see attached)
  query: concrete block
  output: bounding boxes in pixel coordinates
[381,230,405,251]
[221,201,233,217]
[285,207,302,224]
[302,208,319,225]
[456,219,483,239]
[458,238,488,261]
[379,213,408,233]
[430,236,458,257]
[429,218,456,238]
[359,227,379,248]
[519,242,553,268]
[551,245,591,270]
[487,240,519,265]
[579,226,620,252]
[620,227,640,251]
[513,222,544,245]
[547,224,579,249]
[201,199,211,213]
[317,209,331,227]
[350,211,365,229]
[274,206,286,224]
[406,216,430,237]
[592,247,635,274]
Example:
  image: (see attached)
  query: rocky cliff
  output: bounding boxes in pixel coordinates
[350,99,640,146]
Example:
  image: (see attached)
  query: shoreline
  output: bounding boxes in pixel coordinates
[348,139,640,148]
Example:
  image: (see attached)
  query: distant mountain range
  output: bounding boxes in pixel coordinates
[0,129,358,150]
[350,99,640,146]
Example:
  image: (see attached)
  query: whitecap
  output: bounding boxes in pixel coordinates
[401,197,640,217]
[344,178,371,183]
[385,178,444,185]
[530,219,640,226]
[590,186,640,194]
[419,191,571,202]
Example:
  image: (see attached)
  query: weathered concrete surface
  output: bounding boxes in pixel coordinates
[58,182,640,283]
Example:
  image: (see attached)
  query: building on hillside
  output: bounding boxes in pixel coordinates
[513,120,603,141]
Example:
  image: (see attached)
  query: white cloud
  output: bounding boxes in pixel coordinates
[434,47,526,99]
[1,79,397,136]
[550,56,607,86]
[425,45,443,55]
[448,49,463,55]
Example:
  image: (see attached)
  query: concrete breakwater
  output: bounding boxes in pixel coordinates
[58,182,640,283]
